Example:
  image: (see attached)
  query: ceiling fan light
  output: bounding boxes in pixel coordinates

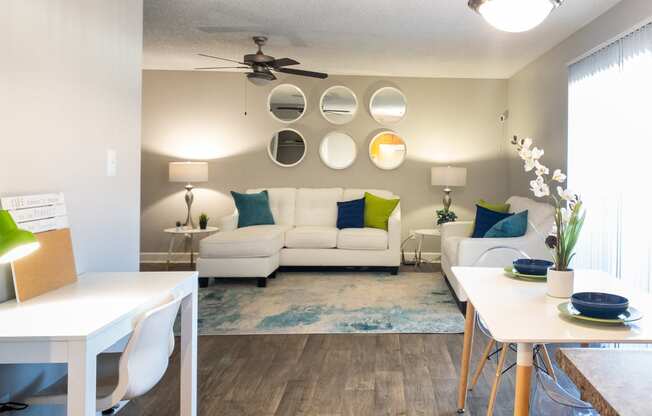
[469,0,561,33]
[247,71,275,86]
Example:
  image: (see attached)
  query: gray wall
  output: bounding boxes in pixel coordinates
[141,71,510,254]
[507,0,652,196]
[0,0,143,409]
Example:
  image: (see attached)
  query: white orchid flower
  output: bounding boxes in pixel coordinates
[552,169,566,183]
[557,187,575,201]
[560,207,572,224]
[521,137,533,150]
[534,160,549,176]
[531,147,544,160]
[524,158,536,172]
[519,147,533,161]
[530,176,550,198]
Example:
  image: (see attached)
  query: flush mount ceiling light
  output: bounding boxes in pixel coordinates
[469,0,563,33]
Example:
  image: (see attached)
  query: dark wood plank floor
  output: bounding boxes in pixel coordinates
[128,262,517,415]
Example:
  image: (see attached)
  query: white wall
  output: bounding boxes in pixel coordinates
[0,0,143,409]
[507,0,652,196]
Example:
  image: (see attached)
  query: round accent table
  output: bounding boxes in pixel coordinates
[414,228,442,266]
[164,226,219,270]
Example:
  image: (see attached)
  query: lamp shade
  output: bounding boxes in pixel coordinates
[431,166,467,187]
[169,162,208,183]
[0,210,40,264]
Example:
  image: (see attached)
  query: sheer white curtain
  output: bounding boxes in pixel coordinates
[568,23,652,292]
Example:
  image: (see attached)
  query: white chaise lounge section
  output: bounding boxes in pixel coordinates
[440,196,554,302]
[197,188,401,287]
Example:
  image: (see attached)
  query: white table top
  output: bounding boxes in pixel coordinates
[164,226,218,234]
[414,228,440,236]
[0,271,197,341]
[453,267,652,344]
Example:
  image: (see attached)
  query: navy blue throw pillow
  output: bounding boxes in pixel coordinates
[337,198,365,229]
[471,204,514,238]
[231,190,275,228]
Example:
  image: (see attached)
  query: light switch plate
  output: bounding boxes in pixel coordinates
[107,149,117,177]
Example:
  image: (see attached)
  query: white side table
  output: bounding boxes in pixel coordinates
[164,226,219,270]
[414,228,441,266]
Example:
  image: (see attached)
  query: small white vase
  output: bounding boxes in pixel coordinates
[547,268,575,298]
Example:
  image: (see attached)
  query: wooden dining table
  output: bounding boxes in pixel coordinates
[557,348,652,416]
[452,267,652,416]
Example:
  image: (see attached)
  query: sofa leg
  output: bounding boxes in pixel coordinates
[257,277,267,288]
[390,267,399,276]
[199,277,209,288]
[269,271,277,279]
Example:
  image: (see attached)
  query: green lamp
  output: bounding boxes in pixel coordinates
[0,210,40,264]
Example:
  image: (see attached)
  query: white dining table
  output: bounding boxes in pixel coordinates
[453,267,652,416]
[0,271,198,416]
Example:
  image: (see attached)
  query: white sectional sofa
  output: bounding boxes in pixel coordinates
[197,188,401,287]
[441,196,554,302]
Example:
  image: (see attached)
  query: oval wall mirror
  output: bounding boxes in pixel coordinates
[369,87,407,124]
[320,86,358,125]
[268,84,306,123]
[319,132,357,170]
[268,129,307,167]
[368,131,407,170]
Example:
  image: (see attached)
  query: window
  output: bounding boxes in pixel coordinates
[568,23,652,291]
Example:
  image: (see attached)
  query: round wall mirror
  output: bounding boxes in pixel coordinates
[368,131,407,170]
[319,132,357,170]
[369,87,407,124]
[320,86,358,125]
[268,129,307,167]
[268,84,306,123]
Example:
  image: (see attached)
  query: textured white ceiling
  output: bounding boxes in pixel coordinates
[143,0,621,79]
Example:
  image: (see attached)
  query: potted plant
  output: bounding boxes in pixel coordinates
[199,213,209,230]
[512,137,585,298]
[436,209,457,226]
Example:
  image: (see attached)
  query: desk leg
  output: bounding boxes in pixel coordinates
[457,302,475,413]
[514,343,533,416]
[180,282,198,416]
[67,341,96,416]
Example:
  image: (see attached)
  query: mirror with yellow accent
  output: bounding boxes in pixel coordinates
[368,131,407,170]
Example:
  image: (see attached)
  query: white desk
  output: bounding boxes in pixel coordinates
[0,271,198,416]
[452,267,652,416]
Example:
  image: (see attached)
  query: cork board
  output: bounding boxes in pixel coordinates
[11,228,77,302]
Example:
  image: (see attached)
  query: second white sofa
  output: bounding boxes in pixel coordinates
[197,188,401,287]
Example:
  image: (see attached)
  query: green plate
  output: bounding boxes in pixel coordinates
[503,266,547,282]
[557,302,643,324]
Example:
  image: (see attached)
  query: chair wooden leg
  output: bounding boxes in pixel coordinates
[470,338,496,391]
[486,343,508,416]
[540,344,557,382]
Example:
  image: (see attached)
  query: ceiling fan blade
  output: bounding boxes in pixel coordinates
[275,67,328,79]
[194,66,250,70]
[197,53,248,65]
[272,58,300,68]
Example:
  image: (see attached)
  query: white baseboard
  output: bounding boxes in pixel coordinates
[140,251,440,264]
[140,252,198,263]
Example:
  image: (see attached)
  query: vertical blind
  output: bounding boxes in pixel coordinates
[568,23,652,291]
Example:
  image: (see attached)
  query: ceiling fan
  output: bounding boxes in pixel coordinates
[195,36,328,85]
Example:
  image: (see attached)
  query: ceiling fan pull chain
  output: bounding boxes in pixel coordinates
[243,76,248,116]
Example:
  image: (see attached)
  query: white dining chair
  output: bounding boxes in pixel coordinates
[24,294,181,414]
[467,246,556,416]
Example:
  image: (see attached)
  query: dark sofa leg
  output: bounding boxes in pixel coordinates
[390,267,399,275]
[199,277,209,288]
[257,277,267,288]
[269,271,277,279]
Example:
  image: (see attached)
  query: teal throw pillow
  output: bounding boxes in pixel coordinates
[231,190,275,228]
[484,210,528,238]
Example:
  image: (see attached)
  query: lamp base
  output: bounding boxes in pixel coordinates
[183,185,195,229]
[442,188,452,212]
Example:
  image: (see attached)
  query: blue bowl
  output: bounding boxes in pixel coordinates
[512,259,554,276]
[571,292,629,319]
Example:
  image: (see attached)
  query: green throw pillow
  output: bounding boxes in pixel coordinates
[364,192,400,230]
[478,199,510,213]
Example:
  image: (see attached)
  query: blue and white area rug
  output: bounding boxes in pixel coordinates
[194,272,465,335]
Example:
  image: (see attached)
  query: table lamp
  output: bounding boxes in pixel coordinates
[431,166,467,212]
[0,210,40,264]
[169,161,208,229]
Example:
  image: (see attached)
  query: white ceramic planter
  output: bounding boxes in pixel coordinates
[547,268,575,298]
